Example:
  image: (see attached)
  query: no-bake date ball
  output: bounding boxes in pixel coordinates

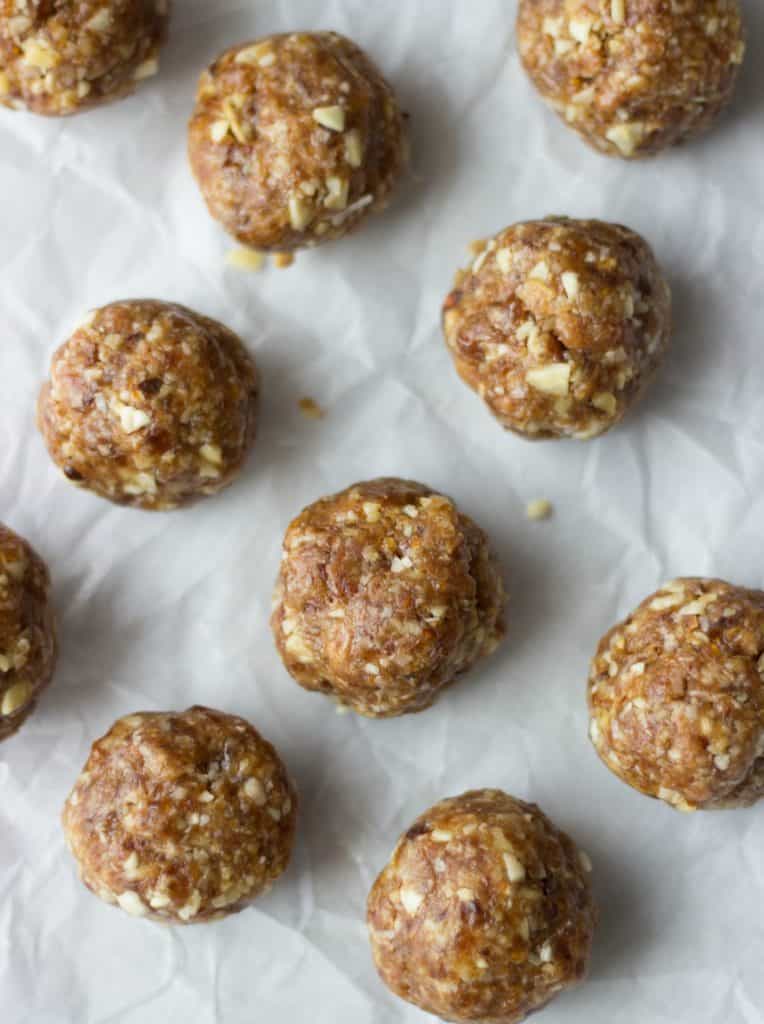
[271,478,505,718]
[367,790,596,1024]
[188,31,407,252]
[37,299,259,510]
[588,578,764,811]
[0,524,56,741]
[443,217,671,440]
[516,0,745,158]
[0,0,170,116]
[62,706,298,923]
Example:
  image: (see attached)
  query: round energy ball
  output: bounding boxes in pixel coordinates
[271,478,505,718]
[0,524,56,742]
[62,706,298,923]
[516,0,745,159]
[38,299,259,511]
[443,217,671,440]
[588,578,764,811]
[188,31,407,252]
[0,0,170,117]
[367,790,596,1024]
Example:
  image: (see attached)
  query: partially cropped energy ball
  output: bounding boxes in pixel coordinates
[38,300,259,510]
[271,479,505,718]
[0,0,169,116]
[588,578,764,812]
[367,790,596,1024]
[443,217,671,440]
[0,525,56,741]
[188,31,407,252]
[517,0,745,158]
[62,707,297,923]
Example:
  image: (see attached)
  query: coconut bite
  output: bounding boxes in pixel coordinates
[38,299,259,510]
[443,217,671,440]
[516,0,745,158]
[0,524,57,741]
[0,0,169,116]
[589,578,764,811]
[62,706,298,923]
[271,478,505,718]
[188,31,407,252]
[367,790,596,1023]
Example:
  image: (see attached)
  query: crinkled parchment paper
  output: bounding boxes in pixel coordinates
[2,2,764,1021]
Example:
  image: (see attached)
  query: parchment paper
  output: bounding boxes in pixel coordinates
[2,2,764,1021]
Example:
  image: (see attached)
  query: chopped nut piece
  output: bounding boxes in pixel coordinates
[133,55,159,81]
[605,122,646,157]
[344,129,364,167]
[289,196,314,231]
[324,176,350,211]
[592,392,617,416]
[226,246,265,271]
[298,397,326,420]
[272,252,294,269]
[561,271,580,299]
[313,105,346,132]
[526,499,553,522]
[526,363,570,396]
[114,403,151,434]
[1,681,33,717]
[210,120,231,143]
[235,42,275,66]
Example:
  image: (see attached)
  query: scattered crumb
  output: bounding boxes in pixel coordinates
[298,397,326,420]
[469,238,488,256]
[226,247,265,272]
[526,498,553,521]
[273,252,295,269]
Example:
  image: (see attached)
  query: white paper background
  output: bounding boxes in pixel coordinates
[1,1,763,1021]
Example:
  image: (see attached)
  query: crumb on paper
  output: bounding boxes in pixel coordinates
[469,238,488,256]
[526,498,553,521]
[298,397,326,420]
[226,247,265,272]
[273,253,295,269]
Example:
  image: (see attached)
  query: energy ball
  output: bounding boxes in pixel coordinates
[0,0,170,117]
[367,790,596,1024]
[62,706,297,923]
[271,479,505,718]
[0,524,56,741]
[38,300,259,511]
[588,578,764,811]
[188,31,407,253]
[517,0,745,159]
[443,217,671,440]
